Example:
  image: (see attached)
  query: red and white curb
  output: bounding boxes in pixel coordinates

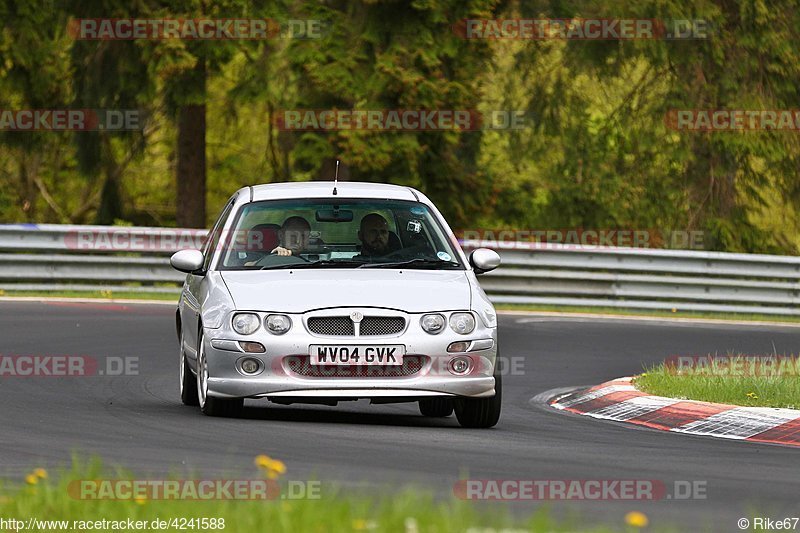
[550,377,800,447]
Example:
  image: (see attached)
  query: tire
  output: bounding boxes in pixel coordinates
[454,371,502,428]
[196,330,244,418]
[180,343,199,406]
[419,398,454,417]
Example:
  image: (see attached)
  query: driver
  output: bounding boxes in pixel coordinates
[356,213,395,258]
[272,216,311,256]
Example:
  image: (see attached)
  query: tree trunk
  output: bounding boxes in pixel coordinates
[176,59,207,228]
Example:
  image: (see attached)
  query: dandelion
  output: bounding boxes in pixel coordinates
[25,474,38,485]
[625,511,649,528]
[746,392,759,400]
[33,468,47,479]
[255,454,287,479]
[134,496,147,506]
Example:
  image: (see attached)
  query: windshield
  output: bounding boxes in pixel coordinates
[217,198,464,270]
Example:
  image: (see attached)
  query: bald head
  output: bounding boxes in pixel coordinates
[359,213,390,254]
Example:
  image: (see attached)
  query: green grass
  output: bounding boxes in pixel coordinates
[635,356,800,409]
[495,303,800,323]
[0,290,178,301]
[0,459,633,533]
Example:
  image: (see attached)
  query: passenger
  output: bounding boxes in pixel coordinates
[356,213,398,258]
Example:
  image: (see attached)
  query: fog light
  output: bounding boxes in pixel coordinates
[449,356,471,375]
[239,341,266,354]
[447,341,469,353]
[240,358,261,375]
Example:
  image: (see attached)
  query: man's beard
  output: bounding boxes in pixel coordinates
[363,241,388,255]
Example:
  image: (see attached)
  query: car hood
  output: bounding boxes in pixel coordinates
[220,269,471,313]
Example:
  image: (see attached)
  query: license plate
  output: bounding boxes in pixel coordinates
[309,344,405,365]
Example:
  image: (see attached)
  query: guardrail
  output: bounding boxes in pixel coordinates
[1,225,798,315]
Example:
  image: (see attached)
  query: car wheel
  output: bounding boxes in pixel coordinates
[418,398,454,417]
[179,331,199,406]
[454,370,502,428]
[196,329,244,417]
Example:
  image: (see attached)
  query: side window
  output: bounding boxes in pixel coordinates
[202,200,235,271]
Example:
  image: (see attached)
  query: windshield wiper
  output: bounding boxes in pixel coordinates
[360,258,462,269]
[261,259,368,270]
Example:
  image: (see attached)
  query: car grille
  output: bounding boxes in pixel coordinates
[360,316,405,336]
[283,355,427,378]
[306,316,406,336]
[307,316,355,336]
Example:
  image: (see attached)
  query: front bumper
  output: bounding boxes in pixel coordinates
[201,308,498,400]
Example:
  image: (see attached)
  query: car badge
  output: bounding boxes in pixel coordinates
[350,311,364,323]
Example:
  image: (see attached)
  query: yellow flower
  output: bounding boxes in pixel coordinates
[352,519,377,531]
[269,459,286,475]
[25,474,38,485]
[33,468,47,479]
[625,511,649,528]
[134,496,147,506]
[255,455,286,477]
[746,392,759,399]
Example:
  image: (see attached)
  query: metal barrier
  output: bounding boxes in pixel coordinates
[0,225,798,315]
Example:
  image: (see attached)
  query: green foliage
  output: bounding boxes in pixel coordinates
[0,0,797,253]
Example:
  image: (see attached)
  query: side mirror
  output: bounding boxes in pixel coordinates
[170,249,205,274]
[469,248,501,274]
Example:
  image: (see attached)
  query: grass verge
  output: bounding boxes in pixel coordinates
[0,290,178,301]
[635,356,800,409]
[0,459,634,533]
[496,303,800,324]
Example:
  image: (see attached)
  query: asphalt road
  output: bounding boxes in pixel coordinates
[2,300,799,531]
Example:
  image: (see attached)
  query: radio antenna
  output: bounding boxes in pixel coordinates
[332,160,339,196]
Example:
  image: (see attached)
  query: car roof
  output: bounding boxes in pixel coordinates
[247,181,423,203]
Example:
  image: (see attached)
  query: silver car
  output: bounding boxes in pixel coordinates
[171,181,502,428]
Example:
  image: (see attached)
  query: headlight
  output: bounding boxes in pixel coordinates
[420,313,446,334]
[449,312,475,335]
[265,314,292,335]
[232,313,260,335]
